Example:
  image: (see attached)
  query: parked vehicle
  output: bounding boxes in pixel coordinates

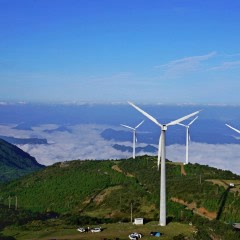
[91,227,102,233]
[150,231,161,237]
[129,232,142,240]
[77,227,85,232]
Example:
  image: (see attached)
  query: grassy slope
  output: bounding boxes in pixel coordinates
[1,156,240,239]
[2,221,194,240]
[1,156,240,223]
[0,160,148,217]
[118,157,240,222]
[0,139,44,183]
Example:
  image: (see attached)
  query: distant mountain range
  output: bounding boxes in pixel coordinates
[1,103,240,128]
[1,103,240,173]
[12,123,33,131]
[0,139,45,183]
[112,144,157,153]
[101,121,240,145]
[0,136,48,145]
[1,103,240,146]
[43,126,72,134]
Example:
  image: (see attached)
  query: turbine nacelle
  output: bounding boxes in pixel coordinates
[162,125,167,131]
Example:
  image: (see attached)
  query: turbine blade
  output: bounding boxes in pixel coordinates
[167,110,201,126]
[120,124,135,130]
[135,131,138,143]
[188,116,199,126]
[158,134,162,170]
[226,124,240,134]
[135,120,144,129]
[188,128,191,143]
[128,102,162,127]
[177,123,187,127]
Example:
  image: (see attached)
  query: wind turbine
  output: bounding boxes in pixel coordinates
[178,116,198,165]
[128,101,200,226]
[120,120,144,159]
[225,124,240,134]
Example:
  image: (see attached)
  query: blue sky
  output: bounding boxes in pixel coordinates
[1,0,240,104]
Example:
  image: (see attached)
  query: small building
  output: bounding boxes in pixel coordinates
[134,218,144,225]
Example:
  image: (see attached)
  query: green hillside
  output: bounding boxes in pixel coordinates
[1,156,240,239]
[0,139,45,183]
[1,156,240,223]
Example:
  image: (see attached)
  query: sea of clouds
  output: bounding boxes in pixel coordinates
[0,123,240,175]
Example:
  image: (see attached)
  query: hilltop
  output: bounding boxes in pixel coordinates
[0,139,45,183]
[1,156,240,239]
[1,156,240,221]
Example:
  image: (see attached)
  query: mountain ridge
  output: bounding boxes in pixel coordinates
[0,138,45,183]
[0,135,48,145]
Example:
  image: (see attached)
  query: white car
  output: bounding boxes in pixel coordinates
[129,232,142,240]
[91,227,102,233]
[77,227,85,232]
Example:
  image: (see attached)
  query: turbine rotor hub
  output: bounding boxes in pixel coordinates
[162,125,167,131]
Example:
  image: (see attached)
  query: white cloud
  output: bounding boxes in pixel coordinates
[167,143,240,175]
[30,124,132,165]
[0,102,27,106]
[222,53,240,58]
[161,52,217,67]
[0,102,9,105]
[155,52,217,79]
[1,124,240,175]
[210,60,240,71]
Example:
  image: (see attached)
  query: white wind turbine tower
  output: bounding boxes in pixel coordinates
[128,101,200,226]
[178,116,198,165]
[225,124,240,134]
[120,120,144,159]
